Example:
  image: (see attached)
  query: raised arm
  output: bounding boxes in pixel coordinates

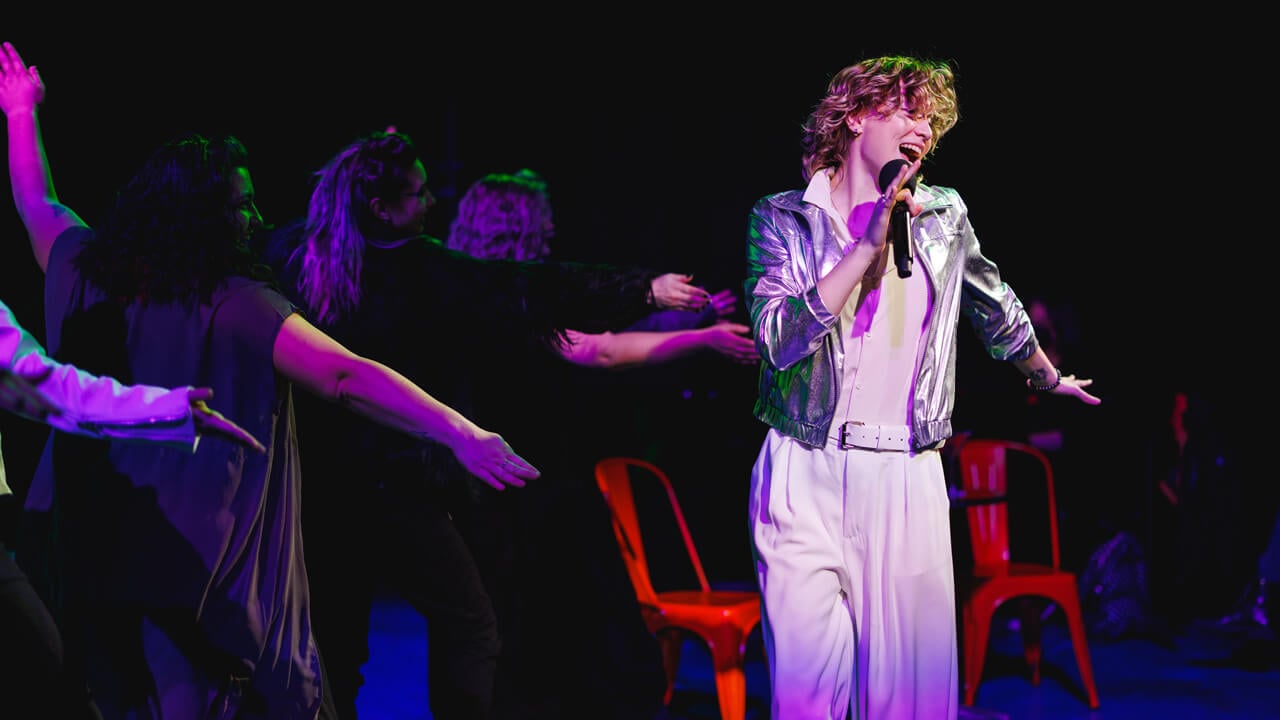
[0,41,87,272]
[272,312,540,490]
[558,321,757,370]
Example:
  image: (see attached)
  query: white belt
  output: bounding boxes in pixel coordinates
[836,422,911,452]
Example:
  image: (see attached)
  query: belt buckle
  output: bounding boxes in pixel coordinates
[839,421,869,450]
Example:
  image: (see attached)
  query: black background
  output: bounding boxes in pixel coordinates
[0,15,1264,596]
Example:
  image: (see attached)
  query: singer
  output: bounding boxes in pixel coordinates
[743,55,1102,719]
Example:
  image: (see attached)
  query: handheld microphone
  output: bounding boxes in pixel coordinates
[877,159,919,278]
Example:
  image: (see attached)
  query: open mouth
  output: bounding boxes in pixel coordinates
[899,144,924,162]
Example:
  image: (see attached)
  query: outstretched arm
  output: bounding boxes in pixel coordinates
[0,40,86,272]
[273,312,540,490]
[558,321,758,370]
[1013,346,1100,406]
[1,299,264,452]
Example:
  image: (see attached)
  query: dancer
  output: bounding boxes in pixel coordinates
[445,168,757,718]
[262,132,712,719]
[1,40,538,719]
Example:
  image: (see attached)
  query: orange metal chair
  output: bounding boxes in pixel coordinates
[955,437,1100,710]
[593,456,762,720]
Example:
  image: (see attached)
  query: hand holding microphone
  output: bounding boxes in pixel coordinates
[877,159,920,278]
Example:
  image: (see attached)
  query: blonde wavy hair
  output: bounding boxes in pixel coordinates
[801,55,959,181]
[446,170,553,262]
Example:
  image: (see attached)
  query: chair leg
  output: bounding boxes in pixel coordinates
[656,629,683,706]
[711,666,747,720]
[1020,598,1043,686]
[1060,596,1101,710]
[707,629,749,720]
[963,601,995,707]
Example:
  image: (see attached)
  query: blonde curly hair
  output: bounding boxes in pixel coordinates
[446,169,554,262]
[801,56,959,181]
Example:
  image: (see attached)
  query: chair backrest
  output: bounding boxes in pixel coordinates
[594,456,711,607]
[955,437,1060,571]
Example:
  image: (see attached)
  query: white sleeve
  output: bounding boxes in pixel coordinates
[0,299,197,450]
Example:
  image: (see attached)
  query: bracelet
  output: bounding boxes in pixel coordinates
[1026,367,1062,392]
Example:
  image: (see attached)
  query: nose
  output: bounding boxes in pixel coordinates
[424,189,437,208]
[916,116,934,140]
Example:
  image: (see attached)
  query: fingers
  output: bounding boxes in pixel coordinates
[195,408,267,453]
[1056,374,1102,406]
[880,158,924,213]
[0,41,23,72]
[710,288,737,316]
[503,453,540,478]
[676,282,711,311]
[475,473,509,491]
[478,452,541,491]
[234,427,267,454]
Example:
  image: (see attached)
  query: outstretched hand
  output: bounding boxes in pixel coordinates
[188,388,267,453]
[707,288,739,320]
[451,429,541,491]
[650,273,712,312]
[700,322,759,365]
[0,41,44,116]
[1050,373,1101,406]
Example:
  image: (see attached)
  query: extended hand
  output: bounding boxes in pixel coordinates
[452,430,541,491]
[0,41,44,116]
[1051,374,1101,406]
[707,288,738,320]
[701,322,758,365]
[188,388,267,453]
[650,273,711,312]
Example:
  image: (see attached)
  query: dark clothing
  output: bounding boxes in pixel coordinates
[1,539,104,720]
[305,460,500,720]
[264,221,663,720]
[449,351,669,720]
[19,227,322,719]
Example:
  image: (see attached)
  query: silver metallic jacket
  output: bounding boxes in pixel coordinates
[745,182,1038,450]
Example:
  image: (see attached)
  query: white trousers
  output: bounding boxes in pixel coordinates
[749,428,958,720]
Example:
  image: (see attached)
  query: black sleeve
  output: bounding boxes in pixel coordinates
[416,240,656,351]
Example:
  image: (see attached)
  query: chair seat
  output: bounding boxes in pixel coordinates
[645,592,761,636]
[963,568,1082,615]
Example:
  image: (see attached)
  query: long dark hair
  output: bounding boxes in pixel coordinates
[295,131,420,325]
[75,132,268,305]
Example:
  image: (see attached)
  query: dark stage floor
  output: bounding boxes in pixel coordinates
[356,590,1280,720]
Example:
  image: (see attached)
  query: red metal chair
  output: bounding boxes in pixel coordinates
[593,456,762,720]
[955,437,1100,710]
